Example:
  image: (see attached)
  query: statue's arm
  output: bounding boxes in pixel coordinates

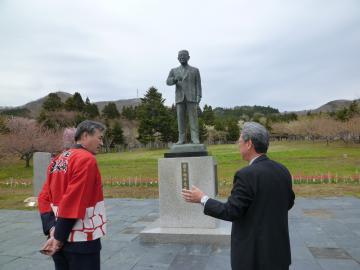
[166,69,177,86]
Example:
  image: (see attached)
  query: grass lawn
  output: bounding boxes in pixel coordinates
[0,141,359,210]
[98,141,360,181]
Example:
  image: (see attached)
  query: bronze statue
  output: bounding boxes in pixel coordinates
[166,50,202,144]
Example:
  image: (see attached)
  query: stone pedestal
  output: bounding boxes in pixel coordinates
[159,156,218,228]
[140,155,231,245]
[165,144,208,157]
[33,152,51,196]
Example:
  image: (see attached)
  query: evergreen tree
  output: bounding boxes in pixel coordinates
[198,118,208,142]
[64,92,85,111]
[349,100,359,116]
[122,106,138,120]
[84,97,100,119]
[137,87,175,144]
[0,108,30,117]
[226,119,240,142]
[252,112,265,123]
[112,121,124,145]
[103,120,125,150]
[42,93,63,111]
[202,104,215,125]
[214,119,226,131]
[160,106,177,143]
[102,102,120,119]
[37,110,78,130]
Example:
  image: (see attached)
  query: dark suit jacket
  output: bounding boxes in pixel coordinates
[166,64,202,103]
[204,155,295,270]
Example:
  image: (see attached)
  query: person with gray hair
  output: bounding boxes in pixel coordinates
[38,120,107,270]
[240,122,270,155]
[182,122,295,270]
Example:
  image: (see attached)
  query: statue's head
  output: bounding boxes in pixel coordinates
[178,50,190,65]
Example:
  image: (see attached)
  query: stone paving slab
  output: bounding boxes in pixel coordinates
[0,197,359,269]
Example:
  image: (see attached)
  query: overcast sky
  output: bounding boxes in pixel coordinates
[0,0,359,111]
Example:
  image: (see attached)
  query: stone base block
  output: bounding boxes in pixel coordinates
[33,152,51,196]
[159,156,217,228]
[140,219,231,245]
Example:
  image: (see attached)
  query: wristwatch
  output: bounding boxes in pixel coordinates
[200,195,209,206]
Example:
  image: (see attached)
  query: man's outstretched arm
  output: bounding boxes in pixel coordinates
[182,174,254,222]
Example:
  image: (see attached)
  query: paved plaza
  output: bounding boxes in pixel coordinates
[0,197,359,270]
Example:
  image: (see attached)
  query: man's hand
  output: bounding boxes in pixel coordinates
[40,236,63,256]
[182,185,205,203]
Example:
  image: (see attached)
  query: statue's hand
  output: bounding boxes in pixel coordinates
[175,76,182,83]
[196,96,201,103]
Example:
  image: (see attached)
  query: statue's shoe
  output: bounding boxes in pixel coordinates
[175,141,185,145]
[191,140,200,144]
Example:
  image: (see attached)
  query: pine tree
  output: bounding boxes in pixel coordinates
[214,119,226,131]
[137,87,175,144]
[84,97,100,119]
[103,120,125,150]
[64,92,85,111]
[102,102,120,119]
[122,106,138,120]
[202,104,215,125]
[226,119,240,142]
[112,121,124,145]
[42,93,63,111]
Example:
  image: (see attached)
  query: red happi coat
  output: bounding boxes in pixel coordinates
[38,148,106,242]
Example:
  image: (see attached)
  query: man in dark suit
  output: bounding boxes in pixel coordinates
[166,50,202,144]
[182,122,295,270]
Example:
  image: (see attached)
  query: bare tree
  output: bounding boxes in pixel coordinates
[271,116,342,144]
[1,117,63,167]
[343,116,360,143]
[313,117,341,145]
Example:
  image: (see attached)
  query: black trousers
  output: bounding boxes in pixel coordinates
[52,251,100,270]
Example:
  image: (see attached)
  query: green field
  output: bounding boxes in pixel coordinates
[98,142,360,183]
[0,141,359,182]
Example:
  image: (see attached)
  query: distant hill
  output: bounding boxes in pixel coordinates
[292,99,359,115]
[0,92,357,118]
[0,92,141,117]
[94,98,141,113]
[22,91,72,117]
[214,105,280,119]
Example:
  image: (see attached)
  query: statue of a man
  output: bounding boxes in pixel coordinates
[166,50,202,144]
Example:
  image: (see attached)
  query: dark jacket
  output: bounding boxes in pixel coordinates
[204,155,295,270]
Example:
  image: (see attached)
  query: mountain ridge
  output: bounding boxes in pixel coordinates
[288,99,360,115]
[1,92,141,117]
[0,92,358,117]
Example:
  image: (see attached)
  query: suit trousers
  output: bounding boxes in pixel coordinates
[176,101,199,143]
[52,251,100,270]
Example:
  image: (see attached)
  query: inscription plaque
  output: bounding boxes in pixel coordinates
[181,162,189,189]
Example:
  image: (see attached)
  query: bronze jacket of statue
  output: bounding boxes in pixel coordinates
[166,64,202,104]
